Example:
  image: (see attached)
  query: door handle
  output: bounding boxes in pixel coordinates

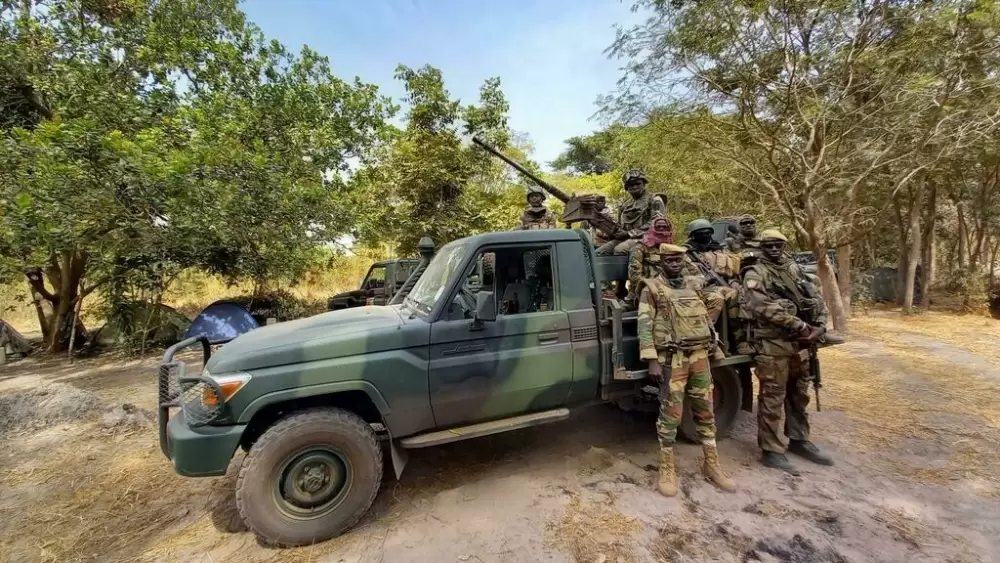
[443,343,486,356]
[538,332,560,344]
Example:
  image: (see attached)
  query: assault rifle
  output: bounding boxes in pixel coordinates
[687,249,727,288]
[769,274,825,411]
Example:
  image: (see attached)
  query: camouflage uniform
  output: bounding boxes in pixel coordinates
[596,170,666,256]
[628,244,661,301]
[681,250,740,324]
[725,233,761,253]
[519,207,557,230]
[637,243,735,495]
[742,232,829,459]
[519,187,557,230]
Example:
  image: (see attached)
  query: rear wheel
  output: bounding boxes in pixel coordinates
[236,408,383,547]
[680,365,742,441]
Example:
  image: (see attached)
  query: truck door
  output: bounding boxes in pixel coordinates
[428,244,574,428]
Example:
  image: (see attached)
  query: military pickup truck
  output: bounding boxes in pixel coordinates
[157,228,833,547]
[326,259,420,311]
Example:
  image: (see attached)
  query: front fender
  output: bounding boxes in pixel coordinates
[236,380,391,424]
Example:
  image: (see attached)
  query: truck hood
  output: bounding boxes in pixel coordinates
[204,306,411,373]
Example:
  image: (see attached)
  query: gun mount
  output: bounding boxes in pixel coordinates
[471,137,620,239]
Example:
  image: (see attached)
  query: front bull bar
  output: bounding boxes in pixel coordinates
[157,336,224,458]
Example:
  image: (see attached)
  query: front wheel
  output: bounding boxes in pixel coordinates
[680,365,742,441]
[236,408,383,547]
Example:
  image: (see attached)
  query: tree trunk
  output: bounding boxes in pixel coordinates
[893,196,909,305]
[957,201,969,270]
[815,248,847,331]
[920,183,936,310]
[837,242,852,317]
[24,251,90,353]
[903,181,924,313]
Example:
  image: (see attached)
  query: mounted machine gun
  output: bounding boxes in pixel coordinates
[470,136,620,240]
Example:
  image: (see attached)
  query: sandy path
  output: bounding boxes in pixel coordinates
[1,311,998,562]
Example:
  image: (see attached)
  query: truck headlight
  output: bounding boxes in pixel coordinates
[202,372,252,407]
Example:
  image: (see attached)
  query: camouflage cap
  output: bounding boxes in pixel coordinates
[658,243,687,255]
[759,229,788,242]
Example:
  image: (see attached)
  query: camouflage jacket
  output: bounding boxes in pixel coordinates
[682,249,741,285]
[618,192,666,238]
[628,244,661,297]
[519,207,557,230]
[637,274,714,362]
[725,234,760,253]
[742,260,828,356]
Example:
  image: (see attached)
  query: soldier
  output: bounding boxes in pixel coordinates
[638,244,736,496]
[682,219,740,325]
[519,186,557,230]
[627,216,673,301]
[596,170,666,256]
[590,195,615,247]
[742,229,834,475]
[725,215,761,253]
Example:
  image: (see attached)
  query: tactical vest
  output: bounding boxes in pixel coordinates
[520,208,554,230]
[619,193,663,232]
[643,277,713,351]
[745,261,813,339]
[684,250,740,281]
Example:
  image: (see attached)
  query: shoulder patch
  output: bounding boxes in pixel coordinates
[745,279,760,290]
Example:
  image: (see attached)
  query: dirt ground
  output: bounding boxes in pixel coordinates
[1,310,999,563]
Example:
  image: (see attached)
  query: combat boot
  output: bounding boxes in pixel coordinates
[658,447,677,497]
[788,440,835,466]
[702,444,736,492]
[761,451,801,476]
[820,330,845,345]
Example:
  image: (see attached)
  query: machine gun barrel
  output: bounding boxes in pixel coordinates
[471,137,572,202]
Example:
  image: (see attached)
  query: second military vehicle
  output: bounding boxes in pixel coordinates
[326,259,420,311]
[157,228,839,547]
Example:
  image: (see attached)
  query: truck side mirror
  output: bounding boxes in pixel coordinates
[473,291,496,326]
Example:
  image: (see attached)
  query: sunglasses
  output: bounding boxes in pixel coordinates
[740,220,755,226]
[761,242,785,250]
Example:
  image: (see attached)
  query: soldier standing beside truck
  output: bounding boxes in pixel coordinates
[638,244,736,497]
[741,229,835,475]
[596,170,666,256]
[518,186,558,230]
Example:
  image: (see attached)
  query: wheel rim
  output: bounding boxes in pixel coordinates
[274,447,352,520]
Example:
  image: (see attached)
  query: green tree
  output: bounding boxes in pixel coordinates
[605,0,1000,326]
[0,0,393,350]
[351,64,518,255]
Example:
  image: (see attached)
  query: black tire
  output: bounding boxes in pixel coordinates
[679,365,742,442]
[235,408,383,547]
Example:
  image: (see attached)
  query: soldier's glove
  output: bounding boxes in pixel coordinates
[798,324,824,343]
[647,359,663,383]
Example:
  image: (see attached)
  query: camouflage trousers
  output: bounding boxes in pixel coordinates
[596,238,641,256]
[657,351,716,448]
[754,352,812,453]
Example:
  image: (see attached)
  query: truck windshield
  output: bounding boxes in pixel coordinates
[404,242,467,315]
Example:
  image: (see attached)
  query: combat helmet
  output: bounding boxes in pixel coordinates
[686,218,714,236]
[526,185,546,203]
[621,169,648,185]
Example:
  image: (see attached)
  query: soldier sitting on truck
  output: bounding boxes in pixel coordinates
[589,195,615,247]
[637,243,736,497]
[518,186,558,230]
[627,215,674,301]
[596,170,666,256]
[725,214,761,253]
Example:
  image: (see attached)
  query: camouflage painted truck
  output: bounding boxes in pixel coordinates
[157,228,833,547]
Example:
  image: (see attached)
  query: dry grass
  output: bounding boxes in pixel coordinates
[822,313,1000,493]
[0,255,379,334]
[547,494,642,563]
